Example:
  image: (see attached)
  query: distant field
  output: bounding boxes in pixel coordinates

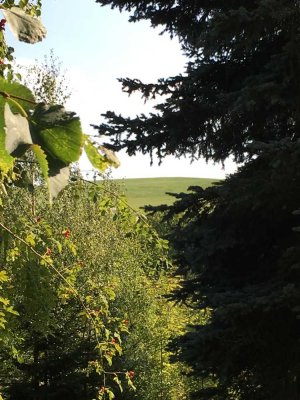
[113,177,219,209]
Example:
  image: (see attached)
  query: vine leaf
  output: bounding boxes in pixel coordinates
[31,103,83,164]
[84,135,120,172]
[2,6,46,44]
[4,103,32,154]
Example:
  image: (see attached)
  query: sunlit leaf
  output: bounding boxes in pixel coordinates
[0,271,8,283]
[0,79,35,172]
[31,142,49,185]
[3,6,46,44]
[84,135,120,172]
[0,134,13,172]
[0,78,35,114]
[107,389,115,400]
[31,103,83,164]
[84,135,109,172]
[113,375,123,393]
[4,103,32,154]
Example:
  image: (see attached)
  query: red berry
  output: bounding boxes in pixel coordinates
[45,247,52,256]
[0,19,6,31]
[63,229,71,238]
[128,370,135,379]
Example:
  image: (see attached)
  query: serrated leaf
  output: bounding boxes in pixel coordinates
[84,135,120,172]
[84,136,109,172]
[31,104,83,164]
[3,6,46,44]
[4,103,32,154]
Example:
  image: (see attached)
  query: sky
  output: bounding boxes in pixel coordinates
[5,0,237,179]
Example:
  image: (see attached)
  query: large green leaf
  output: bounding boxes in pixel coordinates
[4,103,32,154]
[31,104,83,164]
[0,79,35,172]
[0,78,35,114]
[2,6,46,44]
[48,162,70,203]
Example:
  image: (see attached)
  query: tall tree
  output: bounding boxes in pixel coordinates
[94,1,300,399]
[19,49,71,106]
[95,1,300,163]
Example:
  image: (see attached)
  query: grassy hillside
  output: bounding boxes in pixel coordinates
[113,177,219,209]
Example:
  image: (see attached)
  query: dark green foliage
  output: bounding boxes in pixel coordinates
[95,1,300,163]
[94,2,300,399]
[4,302,99,400]
[161,140,300,399]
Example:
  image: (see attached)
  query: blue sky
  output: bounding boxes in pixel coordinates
[6,0,236,179]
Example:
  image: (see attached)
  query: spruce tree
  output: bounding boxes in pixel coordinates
[94,1,300,399]
[95,1,300,163]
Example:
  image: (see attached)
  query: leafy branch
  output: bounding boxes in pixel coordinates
[0,220,103,348]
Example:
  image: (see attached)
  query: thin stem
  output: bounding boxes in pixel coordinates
[104,371,127,375]
[0,91,37,106]
[5,97,28,118]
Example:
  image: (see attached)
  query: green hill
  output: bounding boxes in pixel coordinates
[113,177,219,209]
